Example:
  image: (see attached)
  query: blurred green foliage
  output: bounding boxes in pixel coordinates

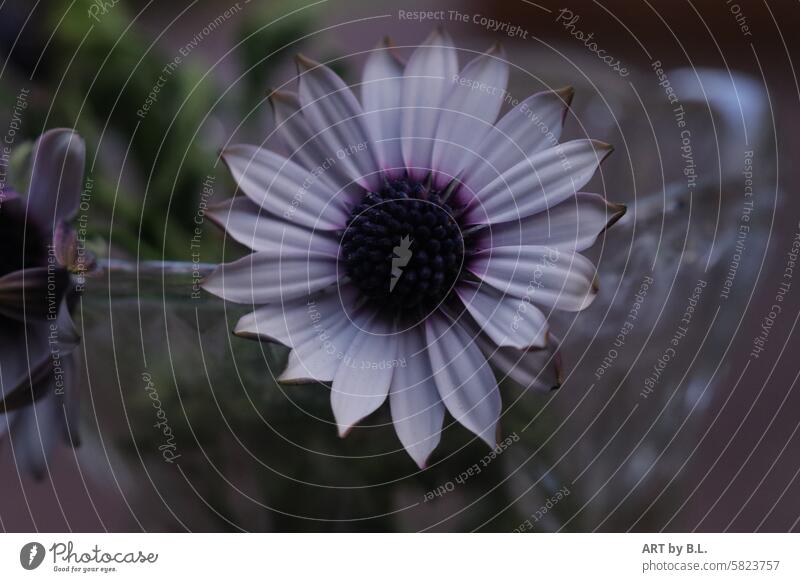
[2,0,316,260]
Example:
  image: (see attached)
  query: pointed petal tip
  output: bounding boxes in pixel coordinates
[482,430,500,450]
[62,419,81,447]
[296,53,319,72]
[218,146,235,162]
[412,452,431,470]
[203,202,229,230]
[591,274,600,294]
[377,36,406,67]
[232,318,253,338]
[232,328,256,340]
[219,143,255,168]
[592,140,615,160]
[606,201,627,229]
[487,42,505,57]
[556,85,576,107]
[553,351,565,389]
[268,88,297,105]
[424,26,454,46]
[278,370,328,385]
[276,373,299,384]
[532,324,550,350]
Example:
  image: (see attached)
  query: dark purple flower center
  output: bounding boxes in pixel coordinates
[340,178,467,317]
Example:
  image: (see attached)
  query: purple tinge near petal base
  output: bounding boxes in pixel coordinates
[475,192,626,252]
[463,139,613,226]
[297,55,382,193]
[331,317,397,436]
[456,281,548,350]
[202,248,339,305]
[205,196,340,255]
[27,128,85,227]
[361,38,406,180]
[460,87,574,196]
[425,311,501,448]
[222,144,350,232]
[389,326,445,468]
[431,43,509,190]
[401,28,459,182]
[469,245,598,312]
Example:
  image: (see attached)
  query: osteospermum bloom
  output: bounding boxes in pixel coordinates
[0,129,87,478]
[204,30,624,467]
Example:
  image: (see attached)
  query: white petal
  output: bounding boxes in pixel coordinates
[331,318,397,435]
[401,29,459,182]
[27,128,85,225]
[279,309,366,383]
[456,282,548,349]
[222,144,348,231]
[269,90,359,198]
[477,333,562,393]
[425,312,500,447]
[463,139,613,225]
[389,327,445,468]
[431,44,508,189]
[297,56,381,192]
[461,88,573,195]
[234,285,366,383]
[469,246,598,312]
[202,249,339,305]
[233,284,356,344]
[206,196,340,255]
[476,192,626,251]
[361,39,405,179]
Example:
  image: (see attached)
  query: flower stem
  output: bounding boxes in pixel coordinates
[79,259,216,302]
[99,259,215,277]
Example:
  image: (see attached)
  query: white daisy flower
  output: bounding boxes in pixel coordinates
[203,30,624,468]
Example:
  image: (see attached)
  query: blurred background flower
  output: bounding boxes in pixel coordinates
[0,129,85,478]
